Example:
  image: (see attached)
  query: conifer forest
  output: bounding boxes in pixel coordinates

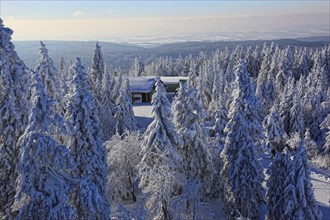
[0,18,329,220]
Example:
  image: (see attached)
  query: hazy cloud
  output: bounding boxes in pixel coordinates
[72,11,87,17]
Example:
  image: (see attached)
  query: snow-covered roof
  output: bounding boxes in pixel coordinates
[128,77,156,93]
[160,77,189,85]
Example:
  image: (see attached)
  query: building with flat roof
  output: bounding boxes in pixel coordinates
[127,76,188,103]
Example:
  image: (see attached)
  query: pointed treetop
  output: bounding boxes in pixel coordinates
[74,57,83,67]
[0,18,13,37]
[39,41,48,56]
[155,76,165,93]
[95,41,100,48]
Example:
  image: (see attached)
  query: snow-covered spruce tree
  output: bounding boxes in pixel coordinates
[113,75,137,135]
[112,71,122,103]
[304,128,319,159]
[12,71,77,220]
[138,78,184,218]
[209,100,228,199]
[294,47,310,80]
[34,41,60,102]
[59,57,69,101]
[197,66,210,111]
[105,131,142,203]
[266,148,297,220]
[172,80,189,129]
[223,59,235,110]
[320,113,330,154]
[220,59,265,219]
[34,41,65,137]
[212,96,228,139]
[0,19,31,218]
[303,64,328,140]
[256,45,272,109]
[265,69,277,111]
[292,142,322,219]
[319,113,330,169]
[89,42,104,100]
[173,82,214,197]
[208,65,221,122]
[245,46,259,78]
[279,79,295,135]
[138,78,182,187]
[98,66,115,140]
[187,60,198,88]
[129,57,145,76]
[263,101,288,153]
[65,57,109,219]
[289,89,305,137]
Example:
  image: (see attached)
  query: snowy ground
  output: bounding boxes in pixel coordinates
[133,103,153,132]
[132,102,330,219]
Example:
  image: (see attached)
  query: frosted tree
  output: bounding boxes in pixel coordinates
[266,148,298,220]
[211,98,228,139]
[112,72,122,102]
[289,90,305,137]
[12,71,77,220]
[256,46,272,109]
[89,42,104,99]
[294,47,310,79]
[304,128,319,159]
[138,78,182,190]
[245,46,259,78]
[320,113,330,154]
[170,179,211,220]
[143,165,185,220]
[129,57,145,76]
[172,80,189,128]
[59,57,69,100]
[65,57,109,219]
[319,113,330,168]
[279,79,295,135]
[138,78,184,218]
[223,59,235,110]
[303,64,328,140]
[220,59,265,219]
[292,142,322,219]
[197,66,210,111]
[105,132,142,203]
[113,75,137,135]
[208,65,221,122]
[98,66,115,140]
[34,41,60,101]
[173,83,214,197]
[276,47,294,95]
[263,101,288,153]
[209,101,228,199]
[187,60,198,88]
[0,19,31,218]
[257,45,280,113]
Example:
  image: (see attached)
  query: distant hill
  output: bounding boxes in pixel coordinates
[13,40,146,72]
[13,36,329,73]
[294,36,329,42]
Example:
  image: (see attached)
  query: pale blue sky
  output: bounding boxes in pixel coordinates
[2,1,328,19]
[1,1,329,42]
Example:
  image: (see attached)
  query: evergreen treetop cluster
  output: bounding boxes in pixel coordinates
[0,19,328,219]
